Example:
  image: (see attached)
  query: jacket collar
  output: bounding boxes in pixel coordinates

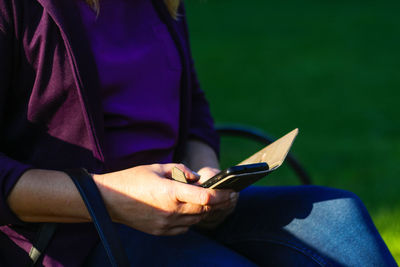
[36,0,106,163]
[35,0,191,164]
[152,0,191,160]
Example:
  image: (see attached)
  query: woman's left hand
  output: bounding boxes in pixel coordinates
[195,167,239,229]
[182,139,239,229]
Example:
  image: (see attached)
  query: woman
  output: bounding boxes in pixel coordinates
[0,0,396,266]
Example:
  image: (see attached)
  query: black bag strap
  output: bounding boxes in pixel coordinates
[64,168,130,267]
[29,223,57,267]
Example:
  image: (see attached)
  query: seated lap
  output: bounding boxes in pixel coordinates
[86,186,397,267]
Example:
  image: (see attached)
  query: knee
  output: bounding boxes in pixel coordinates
[305,186,369,224]
[240,186,369,227]
[305,185,363,204]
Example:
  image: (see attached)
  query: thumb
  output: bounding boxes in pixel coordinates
[168,163,200,183]
[173,182,232,206]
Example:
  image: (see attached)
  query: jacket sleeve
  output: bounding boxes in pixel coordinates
[181,9,220,156]
[0,2,32,225]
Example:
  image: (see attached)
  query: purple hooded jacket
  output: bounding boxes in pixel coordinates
[0,0,219,265]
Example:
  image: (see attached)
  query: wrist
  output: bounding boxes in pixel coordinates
[91,172,130,225]
[91,173,117,222]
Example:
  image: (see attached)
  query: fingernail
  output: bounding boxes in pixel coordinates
[230,192,238,200]
[192,171,200,178]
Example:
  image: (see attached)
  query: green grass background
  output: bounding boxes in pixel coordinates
[185,0,400,262]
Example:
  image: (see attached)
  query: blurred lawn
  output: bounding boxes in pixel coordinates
[186,0,400,262]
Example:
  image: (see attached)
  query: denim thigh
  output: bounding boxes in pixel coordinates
[203,185,396,267]
[84,223,257,266]
[85,186,396,266]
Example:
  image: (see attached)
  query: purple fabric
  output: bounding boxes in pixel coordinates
[0,0,219,266]
[78,0,182,169]
[0,154,32,225]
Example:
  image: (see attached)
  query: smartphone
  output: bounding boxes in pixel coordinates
[200,163,271,191]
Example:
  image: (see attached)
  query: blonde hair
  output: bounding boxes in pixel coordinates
[86,0,181,19]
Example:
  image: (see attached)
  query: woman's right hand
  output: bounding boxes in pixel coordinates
[93,163,234,236]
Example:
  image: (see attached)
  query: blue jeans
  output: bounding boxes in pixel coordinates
[85,186,397,266]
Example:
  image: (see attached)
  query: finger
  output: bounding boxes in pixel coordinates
[162,226,190,236]
[197,167,220,182]
[175,190,238,219]
[199,205,236,229]
[177,201,233,218]
[176,203,211,215]
[174,214,204,227]
[163,163,200,182]
[156,213,204,231]
[197,211,229,230]
[174,182,234,206]
[210,198,235,211]
[202,190,238,210]
[202,203,235,220]
[184,171,201,183]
